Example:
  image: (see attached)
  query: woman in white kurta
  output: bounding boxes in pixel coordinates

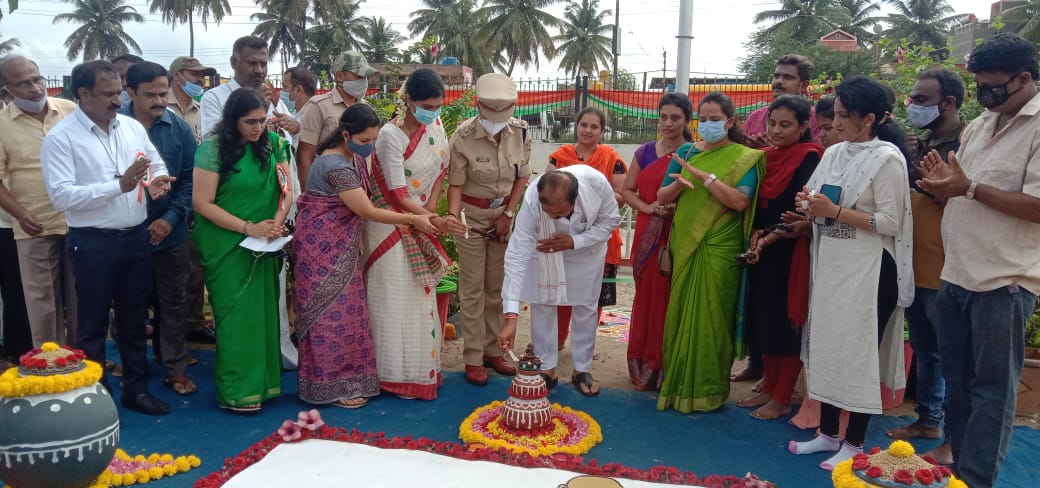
[788,77,914,471]
[364,70,458,400]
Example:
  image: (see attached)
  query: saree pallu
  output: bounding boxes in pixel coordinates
[627,143,692,391]
[657,144,764,413]
[293,193,380,404]
[364,122,450,400]
[193,136,287,408]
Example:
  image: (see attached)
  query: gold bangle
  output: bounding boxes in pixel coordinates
[835,207,843,221]
[408,213,413,225]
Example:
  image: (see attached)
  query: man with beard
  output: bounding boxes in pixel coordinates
[917,33,1040,488]
[885,68,965,465]
[121,61,198,397]
[743,54,820,149]
[42,60,175,415]
[0,55,78,352]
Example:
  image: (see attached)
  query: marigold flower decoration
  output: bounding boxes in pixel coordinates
[458,401,603,457]
[832,455,969,488]
[88,449,201,488]
[888,440,915,458]
[0,342,103,398]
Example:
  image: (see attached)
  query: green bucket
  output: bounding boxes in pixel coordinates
[436,279,458,294]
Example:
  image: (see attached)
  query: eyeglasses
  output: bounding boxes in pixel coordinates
[241,117,268,127]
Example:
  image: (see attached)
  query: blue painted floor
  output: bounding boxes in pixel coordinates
[9,344,1039,487]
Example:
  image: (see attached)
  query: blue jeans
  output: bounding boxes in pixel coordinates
[906,287,947,429]
[936,281,1036,488]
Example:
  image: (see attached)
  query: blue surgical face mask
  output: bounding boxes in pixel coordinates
[346,137,373,158]
[280,91,292,110]
[413,105,442,125]
[906,103,941,129]
[181,80,205,98]
[698,119,728,143]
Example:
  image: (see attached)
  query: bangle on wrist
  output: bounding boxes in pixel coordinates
[242,220,253,234]
[703,173,718,188]
[835,207,843,221]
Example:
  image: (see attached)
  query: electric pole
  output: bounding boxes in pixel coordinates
[675,0,694,94]
[662,49,667,91]
[612,0,620,88]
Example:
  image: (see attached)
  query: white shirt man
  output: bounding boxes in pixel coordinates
[500,166,620,396]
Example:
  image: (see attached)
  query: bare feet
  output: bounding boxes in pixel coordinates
[886,420,942,440]
[751,400,791,419]
[751,378,765,393]
[730,366,763,382]
[736,391,771,408]
[923,440,953,466]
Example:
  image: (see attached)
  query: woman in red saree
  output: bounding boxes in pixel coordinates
[293,105,437,409]
[547,107,626,349]
[621,93,694,390]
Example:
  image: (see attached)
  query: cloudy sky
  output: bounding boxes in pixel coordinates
[0,0,1000,82]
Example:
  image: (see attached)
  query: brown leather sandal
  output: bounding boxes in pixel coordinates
[164,375,198,396]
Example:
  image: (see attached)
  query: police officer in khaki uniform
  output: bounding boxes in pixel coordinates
[445,74,532,386]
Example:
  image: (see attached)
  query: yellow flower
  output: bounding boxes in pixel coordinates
[121,472,136,485]
[135,469,151,483]
[41,342,60,352]
[146,453,160,464]
[163,464,178,476]
[148,466,165,480]
[947,477,967,488]
[159,454,173,463]
[187,455,201,467]
[110,476,125,488]
[888,440,915,458]
[174,457,191,472]
[0,359,104,398]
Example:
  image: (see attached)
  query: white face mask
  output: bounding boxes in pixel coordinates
[11,93,47,114]
[341,78,368,100]
[479,118,508,136]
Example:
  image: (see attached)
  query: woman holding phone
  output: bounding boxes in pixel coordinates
[788,77,913,470]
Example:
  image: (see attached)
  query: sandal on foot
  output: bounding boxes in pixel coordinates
[571,372,599,397]
[187,355,199,367]
[220,403,261,414]
[539,372,559,389]
[164,375,198,396]
[333,397,368,409]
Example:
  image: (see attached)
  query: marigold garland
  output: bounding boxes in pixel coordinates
[458,401,603,457]
[832,448,969,488]
[86,449,201,487]
[887,440,915,459]
[0,358,103,398]
[194,409,769,488]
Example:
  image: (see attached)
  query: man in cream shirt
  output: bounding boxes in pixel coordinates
[497,167,620,397]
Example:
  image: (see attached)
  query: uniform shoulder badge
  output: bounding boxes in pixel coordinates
[508,118,528,128]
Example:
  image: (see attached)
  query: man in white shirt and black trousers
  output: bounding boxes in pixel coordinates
[42,60,176,415]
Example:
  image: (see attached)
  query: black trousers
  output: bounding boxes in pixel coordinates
[67,225,153,396]
[0,228,31,359]
[149,239,192,376]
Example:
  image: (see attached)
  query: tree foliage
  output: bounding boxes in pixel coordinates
[739,27,881,82]
[553,0,613,78]
[477,0,563,76]
[53,0,146,61]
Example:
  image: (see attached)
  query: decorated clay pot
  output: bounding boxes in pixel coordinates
[0,344,118,488]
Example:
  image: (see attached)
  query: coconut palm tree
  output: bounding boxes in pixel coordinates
[53,0,145,62]
[358,17,404,64]
[882,0,966,48]
[408,0,500,74]
[1004,0,1040,43]
[0,35,18,56]
[148,0,232,57]
[251,0,307,68]
[832,0,882,46]
[553,0,613,78]
[753,0,844,44]
[477,0,563,76]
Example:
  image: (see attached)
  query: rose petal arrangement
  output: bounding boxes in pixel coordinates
[832,441,968,488]
[0,342,103,398]
[458,400,603,457]
[194,409,772,488]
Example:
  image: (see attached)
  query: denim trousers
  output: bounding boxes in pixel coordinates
[906,287,947,428]
[936,281,1036,488]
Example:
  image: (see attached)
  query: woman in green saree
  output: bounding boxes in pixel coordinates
[656,91,765,413]
[192,88,291,413]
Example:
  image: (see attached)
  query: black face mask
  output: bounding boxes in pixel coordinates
[976,76,1021,109]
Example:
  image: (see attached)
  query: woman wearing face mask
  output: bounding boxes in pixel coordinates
[621,93,693,391]
[654,91,766,413]
[192,88,292,413]
[293,104,436,409]
[545,107,627,356]
[736,95,822,420]
[365,68,464,400]
[788,76,913,471]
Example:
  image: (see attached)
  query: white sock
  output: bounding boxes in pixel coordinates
[820,442,863,471]
[788,434,840,455]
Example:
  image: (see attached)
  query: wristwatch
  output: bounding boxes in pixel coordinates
[965,180,978,200]
[504,209,515,219]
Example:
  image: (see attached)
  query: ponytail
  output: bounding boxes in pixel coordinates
[876,117,910,162]
[682,126,693,142]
